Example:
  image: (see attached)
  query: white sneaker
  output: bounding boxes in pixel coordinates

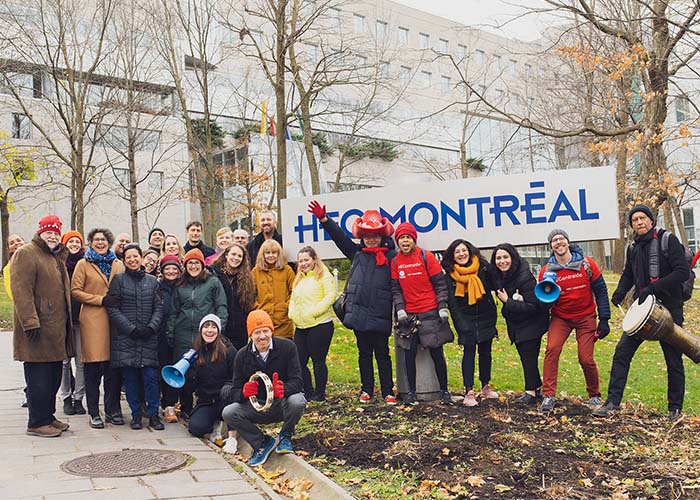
[222,437,238,454]
[209,421,224,445]
[164,406,178,423]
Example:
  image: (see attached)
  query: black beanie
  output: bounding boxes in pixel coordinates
[628,205,654,226]
[148,227,165,242]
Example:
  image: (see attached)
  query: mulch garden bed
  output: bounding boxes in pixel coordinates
[296,395,700,499]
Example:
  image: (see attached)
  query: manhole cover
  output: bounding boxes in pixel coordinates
[61,449,188,477]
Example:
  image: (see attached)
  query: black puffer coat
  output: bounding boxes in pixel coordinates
[106,267,163,368]
[493,260,549,344]
[446,259,498,345]
[211,266,250,349]
[191,341,236,404]
[321,217,396,334]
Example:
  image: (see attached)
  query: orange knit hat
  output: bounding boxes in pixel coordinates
[183,248,205,265]
[247,309,274,336]
[61,230,84,246]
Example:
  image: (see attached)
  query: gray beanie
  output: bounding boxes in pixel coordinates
[199,313,221,333]
[547,228,569,245]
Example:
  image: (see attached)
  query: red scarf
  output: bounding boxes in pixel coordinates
[362,247,389,266]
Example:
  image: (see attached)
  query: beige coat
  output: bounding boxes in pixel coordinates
[71,258,125,363]
[12,235,74,362]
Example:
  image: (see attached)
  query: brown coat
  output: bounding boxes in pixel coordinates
[71,258,125,363]
[12,235,74,362]
[252,265,295,339]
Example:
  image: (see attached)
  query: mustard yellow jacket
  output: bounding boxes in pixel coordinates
[288,267,336,329]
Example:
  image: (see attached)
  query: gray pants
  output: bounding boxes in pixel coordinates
[59,325,85,401]
[222,393,306,450]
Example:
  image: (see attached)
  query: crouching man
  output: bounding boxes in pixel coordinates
[221,310,306,467]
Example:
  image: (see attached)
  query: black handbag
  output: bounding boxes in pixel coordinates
[333,257,358,324]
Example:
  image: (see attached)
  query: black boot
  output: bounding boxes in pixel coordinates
[63,397,76,416]
[73,399,86,415]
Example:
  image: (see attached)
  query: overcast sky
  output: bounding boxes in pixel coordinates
[391,0,551,41]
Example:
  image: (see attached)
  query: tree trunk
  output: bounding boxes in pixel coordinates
[612,140,628,273]
[128,147,139,242]
[274,2,287,212]
[669,196,688,245]
[592,240,606,271]
[300,102,320,194]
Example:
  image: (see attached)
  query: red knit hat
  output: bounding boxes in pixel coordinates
[247,309,274,336]
[61,230,84,246]
[351,209,394,239]
[37,215,62,235]
[183,248,205,265]
[394,222,417,242]
[159,254,183,273]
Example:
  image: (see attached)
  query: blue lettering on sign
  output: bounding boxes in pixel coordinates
[380,206,406,225]
[409,202,439,231]
[578,189,599,220]
[548,190,580,222]
[292,186,602,243]
[440,200,467,230]
[467,197,491,228]
[489,195,520,226]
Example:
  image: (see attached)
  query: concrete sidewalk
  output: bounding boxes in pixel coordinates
[0,332,267,500]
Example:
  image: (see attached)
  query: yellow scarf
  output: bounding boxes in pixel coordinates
[450,256,485,305]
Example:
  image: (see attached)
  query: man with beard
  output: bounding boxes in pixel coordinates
[594,205,689,421]
[247,211,283,268]
[12,215,74,437]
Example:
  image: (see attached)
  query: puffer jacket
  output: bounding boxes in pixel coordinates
[446,259,498,345]
[106,267,163,368]
[288,267,336,329]
[252,265,295,339]
[494,260,549,344]
[167,271,228,359]
[320,217,396,334]
[191,341,236,404]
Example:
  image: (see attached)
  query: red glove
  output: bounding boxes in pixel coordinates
[242,380,259,399]
[307,200,326,220]
[272,372,285,399]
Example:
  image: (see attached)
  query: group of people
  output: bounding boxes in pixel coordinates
[8,200,691,468]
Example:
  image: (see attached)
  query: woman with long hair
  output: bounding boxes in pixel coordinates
[166,249,228,419]
[160,234,185,261]
[187,314,237,452]
[71,228,125,428]
[211,244,256,349]
[252,239,295,339]
[442,238,498,407]
[491,243,549,404]
[288,246,335,401]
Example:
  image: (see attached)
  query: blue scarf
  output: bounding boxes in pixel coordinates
[84,248,117,279]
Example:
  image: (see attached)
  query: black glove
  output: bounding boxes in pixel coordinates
[25,328,41,341]
[128,327,140,340]
[139,326,155,338]
[102,295,119,308]
[611,294,623,308]
[595,319,610,340]
[637,285,655,304]
[220,382,234,403]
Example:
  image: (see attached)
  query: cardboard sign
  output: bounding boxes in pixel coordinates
[280,166,619,260]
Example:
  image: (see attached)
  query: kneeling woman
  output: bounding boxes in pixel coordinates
[187,314,237,443]
[390,222,453,406]
[106,244,164,430]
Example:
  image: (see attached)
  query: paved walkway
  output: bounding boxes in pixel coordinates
[0,332,267,500]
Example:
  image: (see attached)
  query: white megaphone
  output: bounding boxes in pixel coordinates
[534,271,561,304]
[162,349,198,388]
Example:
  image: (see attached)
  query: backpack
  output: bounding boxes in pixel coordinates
[629,229,695,302]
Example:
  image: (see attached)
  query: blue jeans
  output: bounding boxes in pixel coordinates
[122,367,160,418]
[188,399,227,437]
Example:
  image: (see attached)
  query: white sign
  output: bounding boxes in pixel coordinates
[280,166,620,260]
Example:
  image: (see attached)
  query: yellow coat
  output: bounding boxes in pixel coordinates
[288,268,335,329]
[71,259,125,362]
[253,265,295,339]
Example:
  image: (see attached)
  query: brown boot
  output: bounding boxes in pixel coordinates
[51,419,70,432]
[26,425,62,437]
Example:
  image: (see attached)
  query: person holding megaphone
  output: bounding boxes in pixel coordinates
[185,314,237,452]
[537,229,610,413]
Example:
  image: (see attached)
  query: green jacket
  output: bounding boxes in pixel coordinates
[167,271,228,359]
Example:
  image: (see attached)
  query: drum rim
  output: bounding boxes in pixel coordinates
[249,371,274,412]
[622,295,655,335]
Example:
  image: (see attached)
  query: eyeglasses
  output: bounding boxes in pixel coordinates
[550,236,568,243]
[92,237,107,242]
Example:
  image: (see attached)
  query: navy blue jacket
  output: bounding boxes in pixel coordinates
[321,217,396,334]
